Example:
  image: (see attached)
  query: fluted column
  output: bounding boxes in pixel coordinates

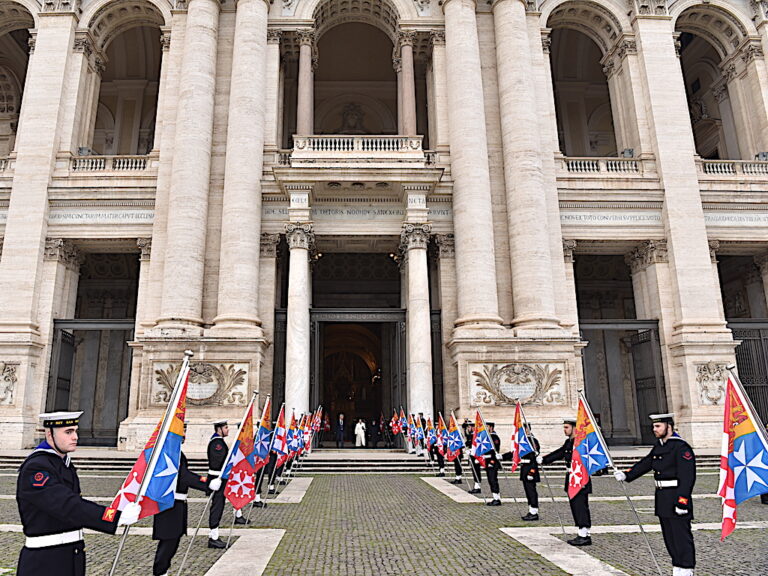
[158,0,221,329]
[214,0,269,333]
[296,29,315,136]
[492,0,560,333]
[284,223,314,415]
[442,0,502,329]
[401,223,434,415]
[399,31,417,135]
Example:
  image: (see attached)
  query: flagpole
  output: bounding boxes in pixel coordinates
[518,401,566,537]
[475,409,523,512]
[108,350,193,576]
[579,390,663,576]
[177,390,258,573]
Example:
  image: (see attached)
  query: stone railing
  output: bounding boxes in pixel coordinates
[560,156,643,175]
[71,155,150,172]
[697,159,768,177]
[289,135,427,166]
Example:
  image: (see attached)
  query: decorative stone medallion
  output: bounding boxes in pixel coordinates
[153,362,249,406]
[695,362,728,406]
[0,362,18,405]
[469,362,566,406]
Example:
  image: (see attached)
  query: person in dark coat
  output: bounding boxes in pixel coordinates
[614,413,696,576]
[16,412,128,576]
[207,420,229,548]
[463,419,482,494]
[483,423,503,506]
[541,418,592,546]
[502,423,542,520]
[335,413,346,448]
[152,446,212,576]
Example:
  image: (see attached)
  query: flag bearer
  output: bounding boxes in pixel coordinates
[463,419,482,494]
[207,420,236,548]
[540,418,592,546]
[613,413,696,576]
[503,423,542,520]
[16,412,134,576]
[484,423,503,507]
[153,431,218,576]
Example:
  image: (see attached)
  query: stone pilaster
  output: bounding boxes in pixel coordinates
[135,238,152,336]
[434,234,459,412]
[213,0,270,335]
[296,28,315,135]
[264,29,283,149]
[401,223,433,415]
[284,223,314,415]
[398,30,417,135]
[157,0,221,332]
[429,31,449,150]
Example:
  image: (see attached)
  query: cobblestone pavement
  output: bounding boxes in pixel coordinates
[1,470,767,575]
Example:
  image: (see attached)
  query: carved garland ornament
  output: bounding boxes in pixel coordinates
[471,363,564,406]
[0,362,18,405]
[154,362,248,406]
[696,362,728,406]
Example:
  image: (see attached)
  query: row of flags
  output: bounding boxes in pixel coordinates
[104,356,323,523]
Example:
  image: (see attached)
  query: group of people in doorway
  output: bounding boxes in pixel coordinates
[331,413,394,448]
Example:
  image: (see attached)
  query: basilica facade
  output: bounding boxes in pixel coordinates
[0,0,766,451]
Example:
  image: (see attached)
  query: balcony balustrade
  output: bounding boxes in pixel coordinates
[71,155,151,172]
[558,156,649,176]
[288,135,427,167]
[697,159,768,178]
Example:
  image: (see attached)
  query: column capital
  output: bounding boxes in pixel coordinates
[430,30,445,46]
[285,222,315,251]
[754,1,768,26]
[44,238,82,270]
[260,233,281,258]
[755,252,768,275]
[562,239,577,263]
[400,222,432,252]
[441,0,477,11]
[72,34,94,57]
[708,240,720,263]
[490,0,534,11]
[740,39,765,64]
[627,0,669,19]
[297,28,316,47]
[625,239,668,273]
[267,29,283,45]
[173,0,222,11]
[398,30,416,47]
[160,29,172,52]
[137,238,152,261]
[540,29,552,54]
[434,234,455,259]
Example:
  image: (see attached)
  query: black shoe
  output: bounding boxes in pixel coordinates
[451,479,463,484]
[253,501,266,508]
[208,538,227,549]
[268,489,275,494]
[567,536,592,547]
[468,488,481,494]
[234,516,251,525]
[437,472,445,477]
[486,499,502,506]
[521,513,539,521]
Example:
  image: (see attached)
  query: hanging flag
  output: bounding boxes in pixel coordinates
[510,401,534,473]
[569,394,611,499]
[718,373,768,540]
[425,418,437,449]
[104,357,190,521]
[414,415,426,442]
[273,404,288,456]
[446,412,464,461]
[284,410,301,467]
[223,398,256,510]
[391,410,401,435]
[436,414,448,456]
[254,397,273,470]
[400,408,408,434]
[470,410,493,459]
[407,414,416,439]
[302,414,312,451]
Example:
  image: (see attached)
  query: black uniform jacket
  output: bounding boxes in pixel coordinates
[207,435,228,477]
[502,436,542,482]
[542,437,592,494]
[473,432,502,470]
[16,446,119,575]
[152,452,209,540]
[624,436,696,518]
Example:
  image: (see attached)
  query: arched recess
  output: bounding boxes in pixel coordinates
[674,4,758,159]
[297,0,416,23]
[84,0,165,155]
[547,4,621,157]
[0,1,34,157]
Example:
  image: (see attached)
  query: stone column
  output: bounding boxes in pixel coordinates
[258,234,280,399]
[561,240,579,331]
[712,81,740,160]
[492,0,560,333]
[401,223,434,416]
[157,0,220,330]
[264,30,283,150]
[394,57,403,135]
[135,239,152,336]
[399,31,417,135]
[284,223,314,415]
[434,234,458,412]
[442,0,502,329]
[429,31,450,151]
[296,29,314,136]
[214,0,269,334]
[738,40,768,155]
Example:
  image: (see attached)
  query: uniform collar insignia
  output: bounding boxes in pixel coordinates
[32,441,71,467]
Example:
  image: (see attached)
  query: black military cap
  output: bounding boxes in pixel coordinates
[486,422,495,428]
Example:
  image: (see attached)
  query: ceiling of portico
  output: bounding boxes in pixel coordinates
[546,1,624,55]
[674,5,749,60]
[315,235,400,253]
[88,1,165,53]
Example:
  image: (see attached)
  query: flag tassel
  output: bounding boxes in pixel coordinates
[108,350,193,576]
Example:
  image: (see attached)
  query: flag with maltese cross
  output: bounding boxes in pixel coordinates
[569,393,610,499]
[718,372,768,540]
[224,397,256,510]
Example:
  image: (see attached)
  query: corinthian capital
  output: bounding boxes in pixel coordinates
[297,28,315,47]
[400,223,432,251]
[285,223,315,251]
[398,30,416,47]
[625,239,668,273]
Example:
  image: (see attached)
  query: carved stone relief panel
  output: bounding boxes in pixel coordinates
[469,362,566,406]
[152,362,249,407]
[0,362,18,405]
[695,362,728,406]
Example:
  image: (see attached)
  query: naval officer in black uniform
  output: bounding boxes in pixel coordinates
[462,420,482,494]
[614,413,696,576]
[502,423,542,520]
[483,423,503,506]
[207,420,229,549]
[16,411,134,576]
[540,418,593,546]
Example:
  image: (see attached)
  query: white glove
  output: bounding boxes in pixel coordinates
[675,507,687,516]
[536,455,543,465]
[117,502,141,527]
[209,477,222,492]
[526,476,534,482]
[613,470,626,482]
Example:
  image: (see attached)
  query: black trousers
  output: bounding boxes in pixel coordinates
[523,480,539,508]
[453,458,463,477]
[153,537,181,576]
[486,466,500,494]
[209,483,225,529]
[17,542,85,576]
[569,489,591,529]
[761,493,768,505]
[660,517,695,569]
[434,451,445,469]
[469,458,482,485]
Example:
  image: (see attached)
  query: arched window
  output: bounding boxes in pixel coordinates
[0,4,34,157]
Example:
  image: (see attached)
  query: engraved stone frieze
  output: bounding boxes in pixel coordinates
[153,362,249,406]
[469,362,566,406]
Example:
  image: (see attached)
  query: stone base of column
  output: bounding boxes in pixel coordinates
[447,331,585,448]
[119,335,268,453]
[207,316,264,339]
[150,317,206,338]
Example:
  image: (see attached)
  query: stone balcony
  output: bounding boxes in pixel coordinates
[286,135,431,168]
